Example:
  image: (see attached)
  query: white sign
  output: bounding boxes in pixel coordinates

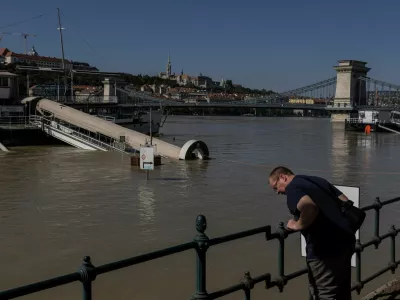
[300,185,360,268]
[140,146,154,170]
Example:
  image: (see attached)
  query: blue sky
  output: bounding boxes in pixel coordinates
[1,0,400,92]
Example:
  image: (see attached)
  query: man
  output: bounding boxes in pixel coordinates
[268,166,356,300]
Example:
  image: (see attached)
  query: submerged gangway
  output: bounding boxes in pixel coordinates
[29,115,128,153]
[32,99,209,160]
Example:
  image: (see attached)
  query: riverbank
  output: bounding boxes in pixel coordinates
[165,107,330,117]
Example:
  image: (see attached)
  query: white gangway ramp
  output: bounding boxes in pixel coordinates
[30,115,126,151]
[35,99,209,160]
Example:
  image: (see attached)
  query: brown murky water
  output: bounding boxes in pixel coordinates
[0,116,400,300]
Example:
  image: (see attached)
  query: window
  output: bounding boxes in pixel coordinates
[0,77,9,87]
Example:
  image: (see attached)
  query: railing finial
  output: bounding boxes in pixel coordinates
[196,215,207,234]
[79,256,96,283]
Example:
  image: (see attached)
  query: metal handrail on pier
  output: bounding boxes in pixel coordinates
[0,196,398,300]
[29,116,127,153]
[346,118,380,124]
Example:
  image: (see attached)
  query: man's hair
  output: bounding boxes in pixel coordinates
[269,166,294,180]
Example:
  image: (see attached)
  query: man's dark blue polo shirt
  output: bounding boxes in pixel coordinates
[286,175,355,260]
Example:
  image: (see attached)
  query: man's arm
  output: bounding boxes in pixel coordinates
[287,195,319,231]
[330,183,349,201]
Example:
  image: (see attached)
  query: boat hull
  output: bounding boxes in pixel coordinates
[345,120,400,132]
[97,110,163,136]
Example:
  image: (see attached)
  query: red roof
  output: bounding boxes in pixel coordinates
[0,48,10,56]
[5,51,71,63]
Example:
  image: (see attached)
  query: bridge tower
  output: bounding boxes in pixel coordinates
[331,60,370,121]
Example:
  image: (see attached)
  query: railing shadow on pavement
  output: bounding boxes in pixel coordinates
[0,196,399,300]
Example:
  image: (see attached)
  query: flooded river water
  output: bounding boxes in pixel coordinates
[1,116,400,299]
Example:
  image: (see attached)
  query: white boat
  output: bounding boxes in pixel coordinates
[97,110,163,135]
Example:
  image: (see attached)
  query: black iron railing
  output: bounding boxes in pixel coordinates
[0,196,399,300]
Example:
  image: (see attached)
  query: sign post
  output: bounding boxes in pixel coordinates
[300,185,360,268]
[140,145,154,180]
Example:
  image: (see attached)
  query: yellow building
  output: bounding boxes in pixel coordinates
[289,98,315,104]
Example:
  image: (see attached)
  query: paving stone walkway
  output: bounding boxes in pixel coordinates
[362,277,400,300]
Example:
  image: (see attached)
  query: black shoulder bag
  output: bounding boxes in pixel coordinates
[301,177,366,234]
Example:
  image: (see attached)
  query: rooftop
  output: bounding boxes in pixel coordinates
[0,48,10,57]
[337,60,368,67]
[0,71,17,77]
[5,51,71,63]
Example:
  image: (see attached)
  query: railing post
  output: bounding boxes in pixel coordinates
[192,215,210,300]
[355,239,364,294]
[241,271,254,300]
[389,225,397,274]
[274,222,288,292]
[79,256,96,300]
[373,197,382,248]
[278,223,285,279]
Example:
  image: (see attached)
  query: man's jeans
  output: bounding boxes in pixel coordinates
[307,249,353,300]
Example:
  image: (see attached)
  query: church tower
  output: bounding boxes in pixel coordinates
[166,54,172,77]
[28,45,38,56]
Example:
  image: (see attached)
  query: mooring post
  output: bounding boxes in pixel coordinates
[192,215,209,300]
[79,256,96,300]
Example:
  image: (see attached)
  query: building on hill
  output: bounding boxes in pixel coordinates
[5,46,73,69]
[159,54,176,80]
[157,54,245,90]
[3,46,97,71]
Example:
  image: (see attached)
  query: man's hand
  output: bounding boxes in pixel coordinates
[287,219,298,231]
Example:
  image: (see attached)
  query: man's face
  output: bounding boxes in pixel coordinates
[269,174,288,195]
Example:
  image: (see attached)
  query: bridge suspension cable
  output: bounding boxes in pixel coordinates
[264,77,337,105]
[359,77,400,107]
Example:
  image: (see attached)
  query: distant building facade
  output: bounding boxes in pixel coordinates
[0,71,19,104]
[5,46,72,69]
[158,54,224,88]
[2,46,97,71]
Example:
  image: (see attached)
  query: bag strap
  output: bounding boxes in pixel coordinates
[296,176,354,235]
